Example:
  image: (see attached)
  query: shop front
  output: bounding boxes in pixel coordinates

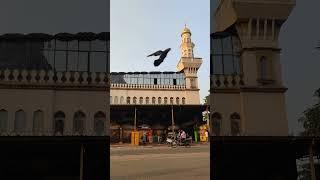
[110,104,207,144]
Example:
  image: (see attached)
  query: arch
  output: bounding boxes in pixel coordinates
[73,111,86,135]
[182,97,186,105]
[212,112,222,136]
[94,111,106,136]
[120,96,124,104]
[152,97,156,104]
[158,97,162,104]
[33,110,44,133]
[54,111,65,135]
[14,109,26,133]
[164,97,168,104]
[139,97,143,104]
[230,113,241,136]
[126,97,131,104]
[0,109,8,132]
[133,97,137,104]
[260,56,268,79]
[146,97,150,104]
[114,96,119,104]
[110,96,113,104]
[176,97,180,105]
[170,97,174,104]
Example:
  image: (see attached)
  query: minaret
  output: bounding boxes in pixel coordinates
[211,0,295,136]
[177,25,202,90]
[180,24,195,58]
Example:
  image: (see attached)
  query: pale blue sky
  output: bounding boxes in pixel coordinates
[110,0,210,103]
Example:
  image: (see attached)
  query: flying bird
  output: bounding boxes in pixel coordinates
[147,48,171,67]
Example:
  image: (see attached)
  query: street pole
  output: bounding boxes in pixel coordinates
[171,105,175,134]
[309,139,316,180]
[80,144,84,180]
[134,106,137,131]
[206,105,210,133]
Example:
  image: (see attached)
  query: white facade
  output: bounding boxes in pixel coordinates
[0,70,109,136]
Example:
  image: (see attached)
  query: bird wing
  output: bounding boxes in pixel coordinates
[147,50,163,57]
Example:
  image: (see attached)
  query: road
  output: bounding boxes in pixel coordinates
[111,144,210,180]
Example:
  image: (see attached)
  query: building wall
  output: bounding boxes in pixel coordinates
[110,88,200,105]
[0,89,108,135]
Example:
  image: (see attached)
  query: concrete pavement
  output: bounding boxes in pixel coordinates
[111,144,210,180]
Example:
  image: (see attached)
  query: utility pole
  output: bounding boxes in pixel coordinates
[80,144,84,180]
[309,139,316,180]
[134,106,137,131]
[171,105,175,134]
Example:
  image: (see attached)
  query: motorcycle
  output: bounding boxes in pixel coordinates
[166,132,178,148]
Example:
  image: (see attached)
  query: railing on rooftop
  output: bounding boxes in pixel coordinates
[111,83,186,90]
[0,69,108,87]
[211,74,244,88]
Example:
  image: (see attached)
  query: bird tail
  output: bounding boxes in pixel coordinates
[154,59,163,67]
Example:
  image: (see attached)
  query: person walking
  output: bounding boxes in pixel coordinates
[180,129,186,145]
[205,130,209,143]
[142,131,147,145]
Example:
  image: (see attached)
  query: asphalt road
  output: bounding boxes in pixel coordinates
[111,144,210,180]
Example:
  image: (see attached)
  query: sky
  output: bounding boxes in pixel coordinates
[0,0,319,134]
[110,0,210,103]
[0,0,108,34]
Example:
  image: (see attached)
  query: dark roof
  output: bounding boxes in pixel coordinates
[0,32,109,42]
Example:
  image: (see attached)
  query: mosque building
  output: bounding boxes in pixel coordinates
[110,26,207,143]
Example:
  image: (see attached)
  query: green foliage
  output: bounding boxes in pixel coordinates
[299,88,320,136]
[298,163,320,180]
[203,95,210,105]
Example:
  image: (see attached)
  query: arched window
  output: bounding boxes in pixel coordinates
[260,56,268,79]
[133,97,137,104]
[33,110,44,134]
[176,97,180,105]
[170,97,174,104]
[182,97,186,105]
[114,96,119,104]
[152,97,156,104]
[139,97,143,104]
[126,97,131,104]
[0,109,8,132]
[14,110,26,133]
[230,113,241,136]
[146,97,150,104]
[94,111,106,136]
[120,96,124,104]
[158,97,162,104]
[110,96,113,104]
[73,111,86,135]
[212,113,222,136]
[54,111,65,135]
[164,97,168,104]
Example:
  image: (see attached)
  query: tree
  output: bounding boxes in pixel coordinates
[203,95,210,105]
[297,88,320,180]
[298,163,320,180]
[298,88,320,136]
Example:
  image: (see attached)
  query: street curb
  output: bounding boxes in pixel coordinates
[110,143,210,148]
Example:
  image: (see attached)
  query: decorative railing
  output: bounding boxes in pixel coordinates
[211,74,245,88]
[111,83,186,90]
[0,69,108,87]
[0,129,108,136]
